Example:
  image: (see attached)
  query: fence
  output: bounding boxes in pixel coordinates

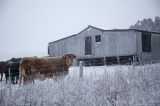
[132,59,160,66]
[0,63,82,86]
[78,55,136,66]
[0,59,160,86]
[78,58,160,66]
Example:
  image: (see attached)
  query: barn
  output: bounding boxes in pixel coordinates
[48,25,160,66]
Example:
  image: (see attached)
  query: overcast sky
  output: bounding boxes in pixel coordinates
[0,0,160,60]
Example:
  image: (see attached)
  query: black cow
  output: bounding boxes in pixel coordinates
[5,58,21,84]
[0,61,6,81]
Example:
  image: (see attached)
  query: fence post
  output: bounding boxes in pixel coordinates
[132,56,135,66]
[79,61,83,79]
[117,56,120,65]
[104,57,106,66]
[8,68,11,96]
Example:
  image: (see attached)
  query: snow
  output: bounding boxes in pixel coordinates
[0,64,160,106]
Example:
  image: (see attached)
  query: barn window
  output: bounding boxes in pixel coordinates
[142,32,151,52]
[85,37,92,55]
[95,35,101,42]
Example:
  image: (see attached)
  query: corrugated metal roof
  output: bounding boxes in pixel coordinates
[49,25,160,44]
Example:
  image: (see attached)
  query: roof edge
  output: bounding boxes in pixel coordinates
[49,34,76,44]
[49,25,160,45]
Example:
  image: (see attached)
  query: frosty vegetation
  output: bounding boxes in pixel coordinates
[130,16,160,32]
[0,63,160,106]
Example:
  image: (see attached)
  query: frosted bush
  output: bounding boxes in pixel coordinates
[0,63,160,106]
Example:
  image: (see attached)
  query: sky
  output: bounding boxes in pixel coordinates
[0,0,160,60]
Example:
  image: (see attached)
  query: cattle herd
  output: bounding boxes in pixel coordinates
[0,54,76,85]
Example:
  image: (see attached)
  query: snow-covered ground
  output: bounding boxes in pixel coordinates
[0,64,160,106]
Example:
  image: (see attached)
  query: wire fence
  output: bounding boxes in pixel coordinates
[78,58,160,66]
[0,64,72,85]
[132,59,160,66]
[0,59,160,86]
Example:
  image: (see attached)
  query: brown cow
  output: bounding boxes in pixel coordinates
[19,54,76,85]
[0,61,6,81]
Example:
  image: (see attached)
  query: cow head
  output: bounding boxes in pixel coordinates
[63,54,76,67]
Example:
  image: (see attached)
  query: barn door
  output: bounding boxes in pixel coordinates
[85,37,92,55]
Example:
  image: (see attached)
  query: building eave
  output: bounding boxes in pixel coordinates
[49,25,160,45]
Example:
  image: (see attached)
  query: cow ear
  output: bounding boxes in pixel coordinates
[63,55,66,59]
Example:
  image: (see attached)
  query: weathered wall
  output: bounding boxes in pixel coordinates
[48,36,76,57]
[137,32,160,61]
[102,31,137,57]
[151,33,160,60]
[75,27,103,58]
[48,26,160,64]
[48,27,138,58]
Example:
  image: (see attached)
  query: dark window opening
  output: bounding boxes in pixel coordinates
[85,37,92,55]
[78,58,104,66]
[119,55,133,65]
[95,35,101,42]
[105,57,118,65]
[142,32,151,52]
[78,55,139,66]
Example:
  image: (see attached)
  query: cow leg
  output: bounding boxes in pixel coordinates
[24,75,32,85]
[0,73,2,81]
[15,76,19,84]
[62,70,69,78]
[22,76,25,85]
[23,77,25,85]
[23,76,28,85]
[10,73,14,84]
[31,74,34,84]
[19,75,22,85]
[32,78,34,84]
[27,75,34,84]
[53,73,59,81]
[5,73,9,84]
[6,77,8,84]
[1,73,3,81]
[11,76,15,84]
[19,65,26,85]
[31,75,34,84]
[19,74,24,85]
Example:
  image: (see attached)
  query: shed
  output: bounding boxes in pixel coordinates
[48,25,160,66]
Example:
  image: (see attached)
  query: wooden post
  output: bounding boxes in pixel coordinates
[79,61,83,78]
[117,56,120,64]
[104,57,106,66]
[8,68,11,96]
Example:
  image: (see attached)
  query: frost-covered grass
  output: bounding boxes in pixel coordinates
[0,64,160,106]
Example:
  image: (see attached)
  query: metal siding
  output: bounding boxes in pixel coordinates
[65,36,76,55]
[152,33,160,59]
[48,27,160,62]
[137,32,160,61]
[103,31,137,57]
[76,27,103,58]
[49,29,138,58]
